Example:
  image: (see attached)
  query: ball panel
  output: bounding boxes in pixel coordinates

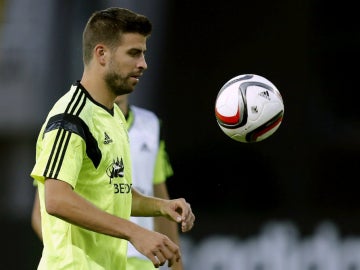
[215,81,246,127]
[246,111,284,142]
[215,107,240,125]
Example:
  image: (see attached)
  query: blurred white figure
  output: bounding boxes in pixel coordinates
[339,237,360,270]
[227,242,249,270]
[243,221,299,270]
[190,235,238,270]
[182,220,360,270]
[259,221,299,270]
[299,221,340,270]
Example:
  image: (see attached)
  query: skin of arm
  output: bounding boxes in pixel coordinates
[40,178,194,267]
[32,181,191,268]
[130,187,193,233]
[154,182,184,270]
[45,179,142,240]
[31,189,42,241]
[44,178,188,267]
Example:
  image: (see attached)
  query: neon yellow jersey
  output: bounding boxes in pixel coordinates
[30,82,132,270]
[154,140,173,184]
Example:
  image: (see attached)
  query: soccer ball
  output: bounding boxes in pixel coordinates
[215,74,284,143]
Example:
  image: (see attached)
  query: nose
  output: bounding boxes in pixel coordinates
[138,55,148,70]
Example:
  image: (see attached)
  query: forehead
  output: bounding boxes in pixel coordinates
[118,32,148,51]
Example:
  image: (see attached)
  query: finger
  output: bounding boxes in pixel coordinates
[161,248,180,268]
[181,205,193,222]
[150,254,160,268]
[181,212,195,232]
[154,252,166,267]
[163,240,181,264]
[168,201,184,223]
[174,202,189,222]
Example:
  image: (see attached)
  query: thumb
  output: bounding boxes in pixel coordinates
[167,208,183,223]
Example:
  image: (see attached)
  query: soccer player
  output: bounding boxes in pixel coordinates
[32,94,185,269]
[115,94,184,270]
[30,7,195,270]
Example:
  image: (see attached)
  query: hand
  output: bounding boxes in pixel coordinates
[161,198,195,232]
[130,227,181,268]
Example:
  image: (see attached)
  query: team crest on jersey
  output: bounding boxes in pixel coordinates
[106,157,124,184]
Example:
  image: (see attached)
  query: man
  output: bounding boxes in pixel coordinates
[30,7,195,270]
[32,95,185,269]
[115,95,184,270]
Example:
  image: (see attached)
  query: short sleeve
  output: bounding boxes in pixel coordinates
[153,140,173,184]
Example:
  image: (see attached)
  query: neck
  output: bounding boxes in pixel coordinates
[80,72,116,110]
[115,96,129,117]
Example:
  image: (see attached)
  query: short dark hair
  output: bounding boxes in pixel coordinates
[82,7,152,64]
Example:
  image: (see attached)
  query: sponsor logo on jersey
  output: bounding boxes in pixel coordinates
[106,157,124,184]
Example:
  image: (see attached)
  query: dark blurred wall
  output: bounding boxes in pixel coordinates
[0,0,359,268]
[159,1,360,239]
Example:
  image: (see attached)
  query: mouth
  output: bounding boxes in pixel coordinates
[131,77,139,83]
[129,76,141,85]
[130,73,142,82]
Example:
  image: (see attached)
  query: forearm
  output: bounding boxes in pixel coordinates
[45,179,138,241]
[156,219,184,270]
[131,187,165,217]
[131,186,194,232]
[153,183,184,270]
[153,183,179,241]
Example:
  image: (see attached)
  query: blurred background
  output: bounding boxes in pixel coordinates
[0,0,359,269]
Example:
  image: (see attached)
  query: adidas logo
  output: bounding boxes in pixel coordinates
[104,132,113,144]
[140,143,150,152]
[259,90,270,100]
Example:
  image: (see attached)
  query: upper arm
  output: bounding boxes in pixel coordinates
[31,188,43,241]
[44,178,74,215]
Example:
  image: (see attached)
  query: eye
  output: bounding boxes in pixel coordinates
[128,48,146,59]
[128,49,142,57]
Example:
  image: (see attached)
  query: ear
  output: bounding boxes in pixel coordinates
[94,44,107,66]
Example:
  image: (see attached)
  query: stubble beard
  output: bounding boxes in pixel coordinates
[104,71,133,96]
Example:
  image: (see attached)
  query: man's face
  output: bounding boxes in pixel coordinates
[104,33,148,96]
